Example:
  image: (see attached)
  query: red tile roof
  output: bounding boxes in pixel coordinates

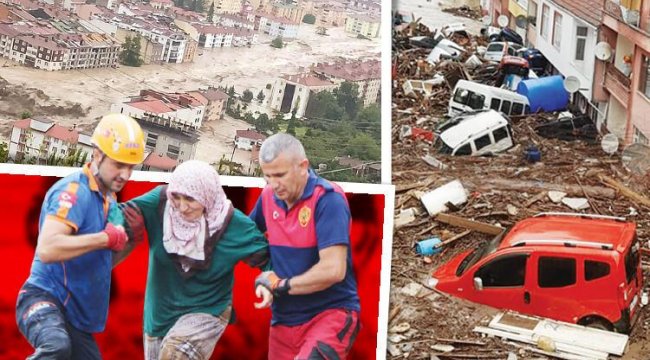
[201,88,229,102]
[13,118,31,129]
[128,99,176,114]
[551,0,603,27]
[143,152,178,170]
[313,59,380,81]
[45,124,79,143]
[236,129,266,141]
[282,73,334,87]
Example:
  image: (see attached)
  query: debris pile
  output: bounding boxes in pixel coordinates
[390,17,650,359]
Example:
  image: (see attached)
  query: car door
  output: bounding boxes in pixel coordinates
[526,252,580,323]
[467,252,531,313]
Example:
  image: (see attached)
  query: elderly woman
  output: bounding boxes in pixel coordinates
[121,160,271,360]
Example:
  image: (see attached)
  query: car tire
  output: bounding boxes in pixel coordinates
[583,317,613,332]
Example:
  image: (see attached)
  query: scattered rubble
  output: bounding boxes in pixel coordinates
[391,15,650,360]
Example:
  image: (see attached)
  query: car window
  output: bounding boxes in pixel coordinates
[501,100,511,114]
[475,254,527,287]
[487,43,504,52]
[585,260,610,281]
[490,98,501,110]
[507,47,515,56]
[453,89,469,104]
[512,102,524,115]
[539,257,576,288]
[468,93,485,109]
[474,134,491,150]
[493,127,508,142]
[454,143,472,155]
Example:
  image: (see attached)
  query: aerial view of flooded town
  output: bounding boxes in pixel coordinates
[0,0,381,181]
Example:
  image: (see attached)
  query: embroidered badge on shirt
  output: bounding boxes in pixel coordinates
[57,191,77,209]
[298,206,311,227]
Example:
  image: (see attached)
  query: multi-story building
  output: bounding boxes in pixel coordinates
[270,2,305,24]
[217,13,256,30]
[135,113,199,166]
[312,1,348,27]
[0,23,19,59]
[255,12,300,38]
[269,72,337,117]
[347,0,381,17]
[10,35,66,70]
[111,90,207,130]
[344,13,380,38]
[213,0,243,14]
[598,0,650,144]
[312,59,381,106]
[150,0,173,11]
[193,87,229,120]
[112,16,194,63]
[8,118,92,164]
[115,28,164,65]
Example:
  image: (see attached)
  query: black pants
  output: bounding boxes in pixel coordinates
[16,283,102,360]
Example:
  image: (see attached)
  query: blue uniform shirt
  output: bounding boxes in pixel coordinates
[26,164,116,333]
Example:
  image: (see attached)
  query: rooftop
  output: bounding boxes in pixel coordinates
[313,59,380,81]
[236,129,266,141]
[143,152,178,170]
[282,73,334,87]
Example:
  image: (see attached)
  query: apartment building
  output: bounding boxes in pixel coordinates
[312,59,381,106]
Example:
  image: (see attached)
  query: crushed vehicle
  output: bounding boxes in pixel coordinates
[434,109,515,156]
[481,26,524,45]
[516,48,548,76]
[496,55,535,90]
[429,213,643,333]
[484,41,524,63]
[449,79,530,117]
[535,114,599,141]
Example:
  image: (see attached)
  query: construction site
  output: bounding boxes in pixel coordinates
[390,2,650,359]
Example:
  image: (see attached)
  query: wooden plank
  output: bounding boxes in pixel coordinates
[435,337,486,346]
[506,341,600,360]
[436,213,504,235]
[598,174,650,207]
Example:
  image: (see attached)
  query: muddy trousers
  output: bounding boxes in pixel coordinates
[143,312,229,360]
[16,283,102,360]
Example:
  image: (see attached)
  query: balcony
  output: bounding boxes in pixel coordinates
[605,0,646,31]
[604,62,632,104]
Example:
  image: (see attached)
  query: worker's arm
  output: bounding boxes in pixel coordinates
[36,218,111,263]
[286,245,348,294]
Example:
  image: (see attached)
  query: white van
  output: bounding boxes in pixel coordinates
[449,80,530,117]
[434,110,514,156]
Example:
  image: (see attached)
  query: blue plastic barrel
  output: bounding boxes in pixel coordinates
[415,237,442,256]
[516,75,569,113]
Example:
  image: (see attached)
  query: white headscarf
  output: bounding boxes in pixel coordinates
[162,160,231,264]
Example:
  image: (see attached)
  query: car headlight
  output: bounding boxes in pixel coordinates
[428,277,439,288]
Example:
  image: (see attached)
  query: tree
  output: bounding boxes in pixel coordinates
[119,35,144,67]
[227,86,235,97]
[304,91,344,121]
[355,103,380,141]
[241,89,254,103]
[0,142,8,163]
[334,82,360,120]
[302,14,316,24]
[20,111,31,119]
[271,36,284,49]
[257,90,265,103]
[254,113,277,133]
[286,110,297,135]
[345,133,380,160]
[207,2,214,22]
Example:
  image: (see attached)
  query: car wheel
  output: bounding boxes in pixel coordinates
[583,317,613,332]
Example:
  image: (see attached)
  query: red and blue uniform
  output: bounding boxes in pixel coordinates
[250,170,360,359]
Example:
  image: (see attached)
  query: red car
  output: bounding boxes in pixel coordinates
[430,212,643,333]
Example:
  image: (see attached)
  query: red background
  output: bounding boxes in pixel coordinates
[0,173,386,359]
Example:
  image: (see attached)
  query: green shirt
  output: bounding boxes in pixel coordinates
[130,186,269,337]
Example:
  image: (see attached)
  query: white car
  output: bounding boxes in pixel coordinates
[484,42,523,63]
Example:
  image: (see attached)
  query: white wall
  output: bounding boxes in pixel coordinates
[535,0,597,99]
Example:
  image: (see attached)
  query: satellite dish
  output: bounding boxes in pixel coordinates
[601,134,619,155]
[515,15,527,28]
[482,15,492,26]
[594,42,613,61]
[563,76,581,93]
[497,15,509,27]
[621,143,650,175]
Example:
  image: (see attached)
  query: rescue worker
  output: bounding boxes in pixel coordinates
[15,113,145,359]
[251,133,361,359]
